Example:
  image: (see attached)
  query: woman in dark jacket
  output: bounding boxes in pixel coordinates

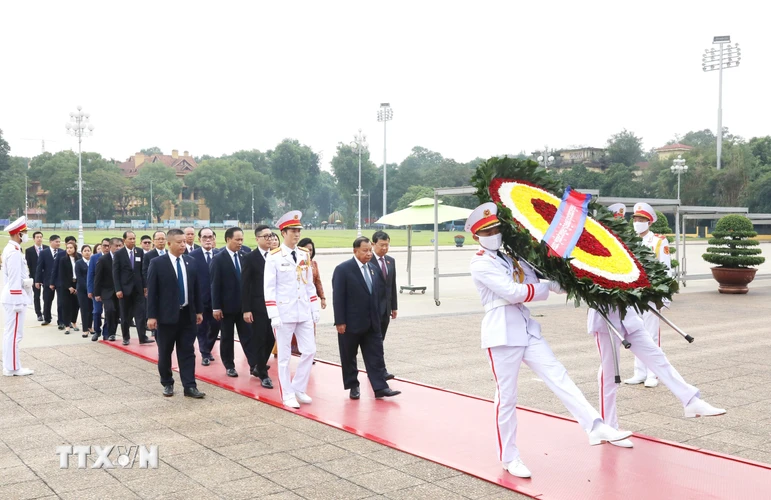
[57,241,81,335]
[75,245,94,338]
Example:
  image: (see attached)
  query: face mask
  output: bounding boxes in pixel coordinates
[633,221,649,235]
[20,233,29,244]
[478,233,502,251]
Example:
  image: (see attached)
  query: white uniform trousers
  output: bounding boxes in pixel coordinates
[275,320,316,400]
[487,336,601,463]
[632,307,662,380]
[593,328,699,429]
[3,305,26,372]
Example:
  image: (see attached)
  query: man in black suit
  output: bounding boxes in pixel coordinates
[210,227,259,378]
[142,230,167,285]
[50,236,79,330]
[189,227,220,366]
[183,226,200,254]
[147,228,205,398]
[94,238,122,341]
[113,231,152,346]
[241,224,275,388]
[332,236,400,400]
[35,234,61,326]
[369,230,398,380]
[26,231,47,321]
[139,234,152,254]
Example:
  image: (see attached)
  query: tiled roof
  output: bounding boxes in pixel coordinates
[118,153,198,178]
[656,143,694,152]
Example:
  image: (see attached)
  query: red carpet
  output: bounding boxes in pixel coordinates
[104,339,771,499]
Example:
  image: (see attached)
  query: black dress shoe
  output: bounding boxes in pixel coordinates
[374,388,401,399]
[72,326,79,332]
[226,368,238,377]
[37,315,44,322]
[41,321,51,326]
[122,339,129,346]
[139,338,155,344]
[207,355,216,362]
[64,330,70,335]
[261,377,273,389]
[265,364,270,370]
[350,387,361,400]
[184,387,205,398]
[108,335,116,341]
[163,385,174,397]
[58,325,65,331]
[91,333,99,342]
[202,358,210,366]
[385,372,395,381]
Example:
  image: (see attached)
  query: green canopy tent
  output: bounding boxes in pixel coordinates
[375,198,472,294]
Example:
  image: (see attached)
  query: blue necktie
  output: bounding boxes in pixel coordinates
[363,265,373,294]
[206,251,211,265]
[176,257,185,306]
[234,253,241,280]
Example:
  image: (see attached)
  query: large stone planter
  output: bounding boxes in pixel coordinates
[710,267,758,294]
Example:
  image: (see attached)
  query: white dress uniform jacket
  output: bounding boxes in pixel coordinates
[641,231,672,275]
[470,248,550,348]
[264,244,320,322]
[2,241,33,306]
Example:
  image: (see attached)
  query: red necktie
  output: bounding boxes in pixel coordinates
[380,257,387,280]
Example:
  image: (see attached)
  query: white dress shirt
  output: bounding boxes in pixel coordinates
[168,252,188,307]
[70,256,77,279]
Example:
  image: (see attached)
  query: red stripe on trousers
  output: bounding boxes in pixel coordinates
[13,312,19,370]
[594,333,604,420]
[487,348,504,462]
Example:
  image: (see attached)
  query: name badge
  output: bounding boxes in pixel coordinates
[135,257,142,262]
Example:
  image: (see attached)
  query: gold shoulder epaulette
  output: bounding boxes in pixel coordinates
[297,247,310,253]
[270,248,281,255]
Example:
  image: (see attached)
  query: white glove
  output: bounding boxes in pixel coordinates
[547,281,565,294]
[312,311,320,324]
[12,304,24,313]
[22,278,34,291]
[271,317,282,330]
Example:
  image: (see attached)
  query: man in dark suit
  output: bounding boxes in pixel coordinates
[142,231,167,286]
[189,227,220,366]
[211,227,260,378]
[94,238,122,341]
[35,234,61,326]
[26,231,47,321]
[147,228,205,398]
[332,236,400,400]
[88,238,111,340]
[241,224,275,388]
[369,230,398,380]
[183,226,201,254]
[113,231,152,346]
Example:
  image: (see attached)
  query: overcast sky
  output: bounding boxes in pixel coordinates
[2,1,768,171]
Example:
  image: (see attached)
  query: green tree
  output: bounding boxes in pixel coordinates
[600,164,645,197]
[745,172,771,212]
[140,146,163,155]
[0,163,26,218]
[185,158,266,222]
[558,164,603,191]
[0,128,10,174]
[309,171,343,222]
[131,163,182,222]
[606,129,643,167]
[388,146,445,213]
[330,143,378,228]
[748,136,771,166]
[269,139,319,213]
[396,185,436,210]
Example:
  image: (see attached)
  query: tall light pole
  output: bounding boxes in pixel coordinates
[351,129,368,237]
[251,185,255,228]
[670,154,688,201]
[150,180,154,226]
[703,36,741,170]
[377,103,393,216]
[65,106,94,247]
[533,148,556,169]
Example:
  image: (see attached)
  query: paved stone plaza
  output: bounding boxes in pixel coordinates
[1,245,770,499]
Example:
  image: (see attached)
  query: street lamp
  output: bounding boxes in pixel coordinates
[703,36,741,170]
[670,154,688,201]
[377,103,393,216]
[65,106,94,247]
[533,150,556,169]
[350,129,368,237]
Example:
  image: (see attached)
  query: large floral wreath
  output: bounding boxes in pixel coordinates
[471,156,677,313]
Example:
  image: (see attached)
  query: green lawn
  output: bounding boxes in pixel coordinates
[0,228,472,250]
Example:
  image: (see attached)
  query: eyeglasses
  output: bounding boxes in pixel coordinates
[201,235,215,240]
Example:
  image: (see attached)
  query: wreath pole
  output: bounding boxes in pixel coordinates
[650,309,695,343]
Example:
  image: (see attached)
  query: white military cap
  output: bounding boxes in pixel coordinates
[5,216,27,235]
[465,202,500,234]
[277,210,303,230]
[633,202,657,223]
[607,203,627,218]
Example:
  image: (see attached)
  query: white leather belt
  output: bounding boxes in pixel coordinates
[484,298,510,312]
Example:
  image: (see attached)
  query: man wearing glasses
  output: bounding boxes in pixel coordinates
[189,228,220,365]
[87,238,112,341]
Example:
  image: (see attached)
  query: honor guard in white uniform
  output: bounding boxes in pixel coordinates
[264,211,320,409]
[2,217,34,376]
[468,203,631,478]
[626,202,672,387]
[588,307,726,448]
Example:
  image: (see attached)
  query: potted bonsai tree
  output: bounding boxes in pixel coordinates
[454,234,465,247]
[702,214,765,294]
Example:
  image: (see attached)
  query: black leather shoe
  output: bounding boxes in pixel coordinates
[226,368,238,377]
[202,358,210,366]
[72,326,79,332]
[350,387,361,400]
[374,388,401,399]
[385,372,395,380]
[64,330,70,335]
[184,387,205,398]
[139,338,155,344]
[91,333,99,342]
[37,315,44,322]
[163,385,174,397]
[122,339,129,346]
[108,335,116,341]
[58,325,65,331]
[261,377,274,389]
[207,355,216,362]
[41,322,51,326]
[265,364,270,370]
[250,366,260,377]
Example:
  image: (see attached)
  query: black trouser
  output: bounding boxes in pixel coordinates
[380,316,391,341]
[219,312,258,370]
[77,288,93,332]
[119,289,147,342]
[196,307,220,358]
[103,296,119,338]
[59,285,79,327]
[33,285,42,316]
[337,327,388,392]
[43,286,56,323]
[253,319,275,379]
[56,286,64,326]
[157,307,197,389]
